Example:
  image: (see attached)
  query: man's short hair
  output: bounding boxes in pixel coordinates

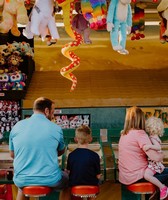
[33,97,55,112]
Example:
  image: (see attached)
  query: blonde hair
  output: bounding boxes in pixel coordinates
[145,116,164,137]
[122,106,145,135]
[75,125,92,145]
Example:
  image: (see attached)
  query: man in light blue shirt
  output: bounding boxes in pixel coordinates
[9,97,68,200]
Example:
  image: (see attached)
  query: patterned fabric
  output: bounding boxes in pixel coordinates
[148,135,165,174]
[148,159,165,174]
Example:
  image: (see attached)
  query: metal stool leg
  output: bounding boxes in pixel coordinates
[141,194,145,200]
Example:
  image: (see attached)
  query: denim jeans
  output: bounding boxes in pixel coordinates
[154,168,168,186]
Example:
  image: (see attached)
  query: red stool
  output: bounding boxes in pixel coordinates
[0,184,7,200]
[127,182,156,200]
[71,185,99,200]
[23,186,52,200]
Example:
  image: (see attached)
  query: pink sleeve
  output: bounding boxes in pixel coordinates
[136,131,164,162]
[136,130,152,149]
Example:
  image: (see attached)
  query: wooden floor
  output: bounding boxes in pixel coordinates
[97,181,121,200]
[71,181,121,200]
[23,23,168,108]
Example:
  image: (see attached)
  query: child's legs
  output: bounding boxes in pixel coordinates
[154,167,168,186]
[144,168,165,189]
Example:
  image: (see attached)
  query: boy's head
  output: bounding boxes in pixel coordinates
[145,116,164,137]
[75,125,92,145]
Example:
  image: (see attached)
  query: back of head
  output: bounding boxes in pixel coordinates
[33,97,54,113]
[145,116,164,137]
[122,106,145,135]
[75,125,92,145]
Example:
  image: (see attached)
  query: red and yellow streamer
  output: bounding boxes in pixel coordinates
[57,0,83,91]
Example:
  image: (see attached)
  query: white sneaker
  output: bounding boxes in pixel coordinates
[117,49,129,55]
[22,29,33,39]
[113,45,122,51]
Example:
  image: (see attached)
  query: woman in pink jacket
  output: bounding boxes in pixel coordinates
[118,106,168,200]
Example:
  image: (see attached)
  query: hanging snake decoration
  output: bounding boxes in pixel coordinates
[57,0,83,92]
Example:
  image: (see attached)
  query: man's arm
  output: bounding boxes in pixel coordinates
[10,150,14,159]
[57,147,65,156]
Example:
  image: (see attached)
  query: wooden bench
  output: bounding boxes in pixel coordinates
[161,142,168,166]
[67,143,101,154]
[0,145,13,170]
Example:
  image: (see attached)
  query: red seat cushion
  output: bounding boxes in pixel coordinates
[71,185,99,196]
[127,182,156,194]
[23,186,52,196]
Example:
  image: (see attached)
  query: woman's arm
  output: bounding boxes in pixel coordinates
[143,144,161,151]
[145,149,164,162]
[140,133,163,161]
[143,136,161,152]
[9,150,14,159]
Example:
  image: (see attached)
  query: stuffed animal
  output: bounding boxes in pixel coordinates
[0,100,21,134]
[0,73,10,90]
[7,52,23,72]
[72,2,92,44]
[23,0,60,45]
[3,41,34,57]
[69,116,78,129]
[157,0,168,39]
[83,115,89,126]
[0,53,8,74]
[10,71,26,90]
[61,115,69,129]
[10,41,34,57]
[0,0,29,36]
[0,44,10,56]
[81,0,107,30]
[76,115,83,127]
[131,2,147,40]
[55,116,62,127]
[159,19,168,43]
[106,0,132,55]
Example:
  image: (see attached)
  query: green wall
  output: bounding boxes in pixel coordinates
[22,107,126,129]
